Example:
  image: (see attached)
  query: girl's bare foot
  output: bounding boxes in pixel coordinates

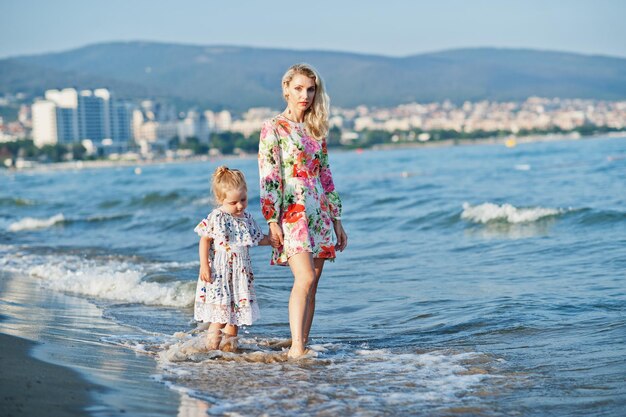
[220,333,238,352]
[206,331,221,350]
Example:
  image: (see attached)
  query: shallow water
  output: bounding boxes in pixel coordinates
[1,136,625,416]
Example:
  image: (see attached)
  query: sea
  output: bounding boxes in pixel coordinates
[1,135,625,416]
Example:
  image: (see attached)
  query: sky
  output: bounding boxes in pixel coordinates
[1,0,625,59]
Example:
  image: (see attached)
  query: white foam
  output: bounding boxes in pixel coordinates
[2,251,194,307]
[152,343,499,415]
[461,202,564,224]
[8,213,65,231]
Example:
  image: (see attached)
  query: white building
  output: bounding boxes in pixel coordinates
[178,110,210,143]
[32,100,58,147]
[31,88,132,148]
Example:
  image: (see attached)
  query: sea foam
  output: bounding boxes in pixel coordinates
[461,202,564,224]
[8,213,65,231]
[151,339,499,416]
[2,250,194,307]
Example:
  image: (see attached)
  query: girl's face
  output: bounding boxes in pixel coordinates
[220,187,248,217]
[285,74,316,112]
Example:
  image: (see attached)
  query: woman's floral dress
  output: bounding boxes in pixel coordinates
[193,209,263,325]
[258,115,342,265]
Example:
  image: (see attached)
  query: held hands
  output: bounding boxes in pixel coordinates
[199,263,212,283]
[334,220,348,252]
[268,222,284,249]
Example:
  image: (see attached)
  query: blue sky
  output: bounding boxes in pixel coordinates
[1,0,625,59]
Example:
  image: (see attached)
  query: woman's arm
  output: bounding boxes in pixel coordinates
[258,120,285,247]
[319,137,342,221]
[320,137,347,250]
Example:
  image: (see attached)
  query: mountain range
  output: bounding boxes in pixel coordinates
[1,41,625,110]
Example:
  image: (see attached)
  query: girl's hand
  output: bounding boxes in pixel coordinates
[334,220,348,252]
[269,222,284,248]
[199,263,212,283]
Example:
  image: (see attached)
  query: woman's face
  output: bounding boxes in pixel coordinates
[285,74,316,112]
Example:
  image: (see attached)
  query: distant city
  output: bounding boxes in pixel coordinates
[0,87,625,168]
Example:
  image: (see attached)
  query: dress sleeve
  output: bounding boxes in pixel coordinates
[246,213,264,246]
[258,120,283,223]
[194,215,214,238]
[320,137,342,220]
[194,210,222,239]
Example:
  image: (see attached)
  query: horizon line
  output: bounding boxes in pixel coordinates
[3,40,626,61]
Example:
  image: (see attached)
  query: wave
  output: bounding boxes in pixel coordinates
[8,213,65,231]
[7,213,135,232]
[141,333,504,416]
[83,213,133,223]
[131,191,181,207]
[461,202,565,224]
[2,250,194,307]
[571,208,626,226]
[0,197,36,207]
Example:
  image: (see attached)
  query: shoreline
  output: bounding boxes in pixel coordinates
[0,332,99,417]
[3,131,625,174]
[370,130,626,151]
[0,269,185,417]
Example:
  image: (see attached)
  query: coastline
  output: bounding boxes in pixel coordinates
[0,269,187,417]
[370,130,626,151]
[0,333,98,417]
[4,131,625,174]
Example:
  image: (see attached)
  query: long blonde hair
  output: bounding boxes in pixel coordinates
[211,165,247,203]
[282,63,330,140]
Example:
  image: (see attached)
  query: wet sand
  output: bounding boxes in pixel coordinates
[0,269,184,417]
[0,332,98,417]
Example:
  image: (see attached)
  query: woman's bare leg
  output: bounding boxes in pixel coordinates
[303,258,325,345]
[287,252,316,358]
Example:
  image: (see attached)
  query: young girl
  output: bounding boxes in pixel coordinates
[194,166,270,351]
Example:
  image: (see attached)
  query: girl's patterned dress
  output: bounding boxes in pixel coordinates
[258,115,342,265]
[194,209,263,325]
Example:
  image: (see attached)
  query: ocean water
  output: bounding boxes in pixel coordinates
[1,136,625,416]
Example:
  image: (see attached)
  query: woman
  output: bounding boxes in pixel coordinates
[258,63,348,359]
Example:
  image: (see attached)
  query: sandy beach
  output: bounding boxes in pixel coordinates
[0,333,98,417]
[0,269,184,417]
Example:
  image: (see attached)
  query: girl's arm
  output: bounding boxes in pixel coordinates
[258,233,271,246]
[198,236,213,282]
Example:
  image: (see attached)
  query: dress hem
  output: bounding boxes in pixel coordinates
[271,248,336,266]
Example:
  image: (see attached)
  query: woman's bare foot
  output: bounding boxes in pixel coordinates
[287,345,307,359]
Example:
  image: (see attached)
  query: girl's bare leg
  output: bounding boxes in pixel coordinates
[302,258,325,345]
[287,252,316,358]
[206,322,226,350]
[220,324,239,352]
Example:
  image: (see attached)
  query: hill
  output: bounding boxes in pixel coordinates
[1,42,625,110]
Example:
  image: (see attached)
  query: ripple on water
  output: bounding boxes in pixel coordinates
[101,330,513,416]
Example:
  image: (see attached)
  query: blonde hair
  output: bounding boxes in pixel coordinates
[282,63,330,140]
[211,166,247,203]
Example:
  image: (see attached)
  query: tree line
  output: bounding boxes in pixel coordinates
[1,124,623,166]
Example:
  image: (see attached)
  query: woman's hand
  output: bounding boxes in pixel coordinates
[334,220,348,252]
[199,263,212,283]
[269,222,284,248]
